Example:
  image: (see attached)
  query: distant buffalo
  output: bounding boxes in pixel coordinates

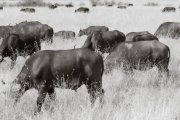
[20,8,35,13]
[162,7,176,12]
[65,4,73,7]
[75,7,89,13]
[107,4,113,7]
[11,21,54,43]
[0,6,3,10]
[82,30,125,53]
[104,40,170,76]
[117,6,126,9]
[0,34,40,67]
[92,4,96,7]
[127,4,133,6]
[0,25,13,39]
[126,31,158,41]
[49,4,57,9]
[78,26,109,37]
[5,48,104,113]
[154,22,180,39]
[54,31,75,40]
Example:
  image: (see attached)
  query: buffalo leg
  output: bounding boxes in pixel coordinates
[87,82,104,106]
[36,89,47,113]
[48,88,56,101]
[157,65,169,77]
[14,84,29,105]
[10,53,18,69]
[123,64,133,75]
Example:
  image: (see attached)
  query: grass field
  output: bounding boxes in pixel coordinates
[1,2,180,120]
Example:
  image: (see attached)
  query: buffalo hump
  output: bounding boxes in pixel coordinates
[126,31,158,42]
[82,30,125,53]
[11,21,54,43]
[154,22,180,39]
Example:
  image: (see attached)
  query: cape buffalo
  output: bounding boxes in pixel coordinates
[0,25,13,39]
[5,48,104,113]
[104,40,170,76]
[75,7,89,13]
[78,26,109,37]
[117,6,127,9]
[65,4,73,7]
[127,4,133,6]
[0,34,40,67]
[126,31,158,41]
[162,7,176,12]
[49,4,57,9]
[54,31,75,40]
[82,30,125,53]
[107,4,113,7]
[20,8,35,12]
[11,21,54,43]
[154,22,180,39]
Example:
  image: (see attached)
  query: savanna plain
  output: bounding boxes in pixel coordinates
[1,1,180,120]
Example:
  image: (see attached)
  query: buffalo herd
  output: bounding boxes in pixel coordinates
[20,8,35,12]
[0,5,179,114]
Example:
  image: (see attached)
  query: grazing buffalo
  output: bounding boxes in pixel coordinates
[117,6,127,9]
[54,31,75,39]
[20,8,35,12]
[11,21,54,43]
[127,4,133,6]
[0,6,3,10]
[154,22,180,39]
[78,26,109,37]
[65,4,73,7]
[0,25,13,39]
[126,31,158,41]
[5,48,104,113]
[107,4,113,7]
[162,7,176,12]
[0,34,40,67]
[49,4,57,9]
[92,4,96,7]
[75,7,89,13]
[104,40,170,76]
[82,30,125,53]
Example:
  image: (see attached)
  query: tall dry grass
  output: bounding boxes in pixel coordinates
[0,4,180,120]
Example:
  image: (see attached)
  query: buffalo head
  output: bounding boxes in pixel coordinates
[78,29,85,37]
